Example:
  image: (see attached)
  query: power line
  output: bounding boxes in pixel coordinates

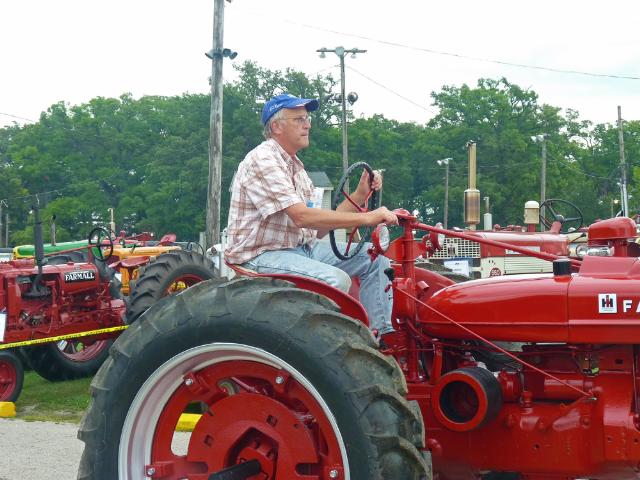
[548,154,613,180]
[346,66,438,115]
[0,142,209,204]
[0,112,37,124]
[255,12,640,81]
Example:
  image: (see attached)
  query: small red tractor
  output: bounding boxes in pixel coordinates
[0,208,217,402]
[427,198,586,279]
[78,163,640,479]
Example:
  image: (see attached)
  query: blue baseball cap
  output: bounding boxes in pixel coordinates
[261,94,319,125]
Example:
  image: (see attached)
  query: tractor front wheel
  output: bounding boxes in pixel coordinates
[0,350,24,402]
[78,277,430,480]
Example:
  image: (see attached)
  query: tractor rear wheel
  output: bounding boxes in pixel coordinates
[78,277,430,480]
[125,249,218,324]
[23,252,121,382]
[0,350,24,402]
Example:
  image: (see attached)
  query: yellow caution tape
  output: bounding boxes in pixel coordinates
[0,325,128,350]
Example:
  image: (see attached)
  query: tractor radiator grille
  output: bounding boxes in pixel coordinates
[504,257,552,274]
[430,237,481,259]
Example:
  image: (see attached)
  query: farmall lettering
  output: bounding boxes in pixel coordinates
[64,270,96,283]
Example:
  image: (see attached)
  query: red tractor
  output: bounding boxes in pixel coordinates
[78,163,640,479]
[0,208,218,402]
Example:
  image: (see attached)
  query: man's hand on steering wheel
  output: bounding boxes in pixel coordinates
[354,168,383,203]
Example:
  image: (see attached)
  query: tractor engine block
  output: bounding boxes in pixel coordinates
[411,343,640,479]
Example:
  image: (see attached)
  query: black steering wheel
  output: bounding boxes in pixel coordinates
[539,199,584,233]
[329,162,380,260]
[88,227,115,262]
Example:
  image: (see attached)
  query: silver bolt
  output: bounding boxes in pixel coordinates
[329,469,339,478]
[275,375,284,385]
[184,378,194,386]
[146,467,156,476]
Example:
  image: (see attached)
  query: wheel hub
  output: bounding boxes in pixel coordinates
[140,354,346,480]
[189,392,318,476]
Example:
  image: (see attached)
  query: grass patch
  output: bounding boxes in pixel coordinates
[15,372,91,423]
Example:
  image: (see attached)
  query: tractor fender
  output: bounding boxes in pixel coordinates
[234,271,369,328]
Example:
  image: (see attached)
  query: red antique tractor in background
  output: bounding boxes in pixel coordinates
[0,207,218,402]
[78,163,640,479]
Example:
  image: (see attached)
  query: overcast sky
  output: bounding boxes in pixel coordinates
[1,0,638,129]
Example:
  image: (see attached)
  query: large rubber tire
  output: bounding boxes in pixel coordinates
[23,252,121,382]
[0,350,24,402]
[125,249,218,324]
[78,277,430,480]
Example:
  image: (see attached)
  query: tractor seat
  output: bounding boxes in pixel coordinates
[225,261,260,278]
[224,259,368,326]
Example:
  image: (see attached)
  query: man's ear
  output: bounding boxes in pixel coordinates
[270,118,283,135]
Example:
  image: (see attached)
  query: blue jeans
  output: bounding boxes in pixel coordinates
[243,241,393,333]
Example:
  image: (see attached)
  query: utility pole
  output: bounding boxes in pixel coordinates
[317,46,366,175]
[204,0,236,249]
[618,106,629,217]
[437,158,452,229]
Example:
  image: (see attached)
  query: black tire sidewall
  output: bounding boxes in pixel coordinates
[25,339,113,382]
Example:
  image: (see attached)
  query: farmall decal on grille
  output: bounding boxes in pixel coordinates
[598,293,617,313]
[64,270,96,283]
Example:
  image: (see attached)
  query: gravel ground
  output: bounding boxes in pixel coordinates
[0,419,83,480]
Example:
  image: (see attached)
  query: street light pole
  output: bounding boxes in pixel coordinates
[437,158,453,229]
[317,46,366,175]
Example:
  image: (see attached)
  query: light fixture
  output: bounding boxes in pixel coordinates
[205,48,238,60]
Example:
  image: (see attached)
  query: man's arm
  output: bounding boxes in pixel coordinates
[285,202,398,238]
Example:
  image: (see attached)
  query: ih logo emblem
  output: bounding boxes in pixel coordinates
[598,293,617,313]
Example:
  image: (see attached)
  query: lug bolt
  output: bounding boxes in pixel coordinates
[146,467,156,476]
[275,375,284,385]
[329,469,339,478]
[184,378,194,386]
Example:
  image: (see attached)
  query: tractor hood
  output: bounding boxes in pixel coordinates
[420,255,640,343]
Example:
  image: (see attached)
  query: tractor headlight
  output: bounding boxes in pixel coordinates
[372,225,390,253]
[586,246,613,257]
[575,244,589,259]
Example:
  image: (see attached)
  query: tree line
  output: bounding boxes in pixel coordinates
[1,61,638,245]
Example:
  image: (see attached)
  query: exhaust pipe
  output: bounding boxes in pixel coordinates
[24,201,50,298]
[464,141,480,230]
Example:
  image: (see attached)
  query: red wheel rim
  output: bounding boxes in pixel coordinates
[0,358,18,401]
[57,339,109,362]
[119,344,348,480]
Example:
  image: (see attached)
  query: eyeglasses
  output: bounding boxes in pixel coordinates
[284,115,312,125]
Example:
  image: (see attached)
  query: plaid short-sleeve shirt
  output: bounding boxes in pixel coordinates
[224,139,316,264]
